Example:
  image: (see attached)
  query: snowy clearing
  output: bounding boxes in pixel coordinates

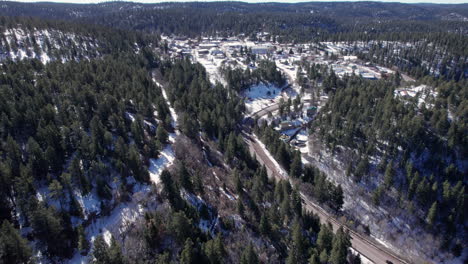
[243,83,283,114]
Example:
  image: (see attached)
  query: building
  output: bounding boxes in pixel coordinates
[361,72,377,80]
[252,46,271,55]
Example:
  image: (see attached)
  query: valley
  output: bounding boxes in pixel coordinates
[0,2,466,264]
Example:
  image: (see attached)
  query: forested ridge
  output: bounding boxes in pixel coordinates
[312,71,466,250]
[0,52,173,260]
[0,1,466,263]
[0,15,355,264]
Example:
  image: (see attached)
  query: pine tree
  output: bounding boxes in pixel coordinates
[331,185,344,212]
[156,124,169,144]
[288,219,307,263]
[384,162,394,188]
[426,201,438,228]
[0,220,32,264]
[178,163,192,192]
[292,187,302,217]
[170,211,193,244]
[234,170,243,195]
[309,252,320,264]
[240,243,259,264]
[92,235,110,264]
[203,233,225,264]
[48,179,64,201]
[31,203,69,257]
[180,238,195,264]
[317,223,333,252]
[77,224,89,254]
[290,151,302,178]
[319,249,328,264]
[108,236,125,264]
[237,199,245,217]
[329,227,351,264]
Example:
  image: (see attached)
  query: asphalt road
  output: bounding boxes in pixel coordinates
[241,129,409,264]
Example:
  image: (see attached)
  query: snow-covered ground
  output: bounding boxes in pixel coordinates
[1,28,101,64]
[394,84,437,107]
[69,183,154,264]
[243,83,283,114]
[149,143,175,185]
[349,248,373,264]
[305,136,459,263]
[193,55,227,86]
[67,78,180,263]
[276,61,301,94]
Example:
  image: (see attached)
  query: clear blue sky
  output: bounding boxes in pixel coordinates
[10,0,468,4]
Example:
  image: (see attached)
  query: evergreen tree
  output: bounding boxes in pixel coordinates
[287,219,307,264]
[292,187,302,217]
[317,223,333,252]
[426,201,438,228]
[178,163,192,192]
[108,236,125,264]
[92,235,110,264]
[240,243,259,264]
[203,233,225,264]
[309,252,320,264]
[319,249,328,264]
[77,224,89,255]
[329,227,351,264]
[170,211,193,244]
[48,179,64,201]
[156,125,169,144]
[384,162,394,188]
[0,220,32,264]
[290,151,302,179]
[180,238,195,264]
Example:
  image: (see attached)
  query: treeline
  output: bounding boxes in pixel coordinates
[313,72,466,246]
[0,53,171,260]
[221,60,286,93]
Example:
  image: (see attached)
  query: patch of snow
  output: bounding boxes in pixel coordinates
[149,144,175,185]
[349,248,373,264]
[74,190,102,221]
[244,83,283,114]
[219,187,236,201]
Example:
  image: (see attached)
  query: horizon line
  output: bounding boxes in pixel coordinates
[6,0,468,5]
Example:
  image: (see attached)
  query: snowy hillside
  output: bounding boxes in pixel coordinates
[1,28,101,63]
